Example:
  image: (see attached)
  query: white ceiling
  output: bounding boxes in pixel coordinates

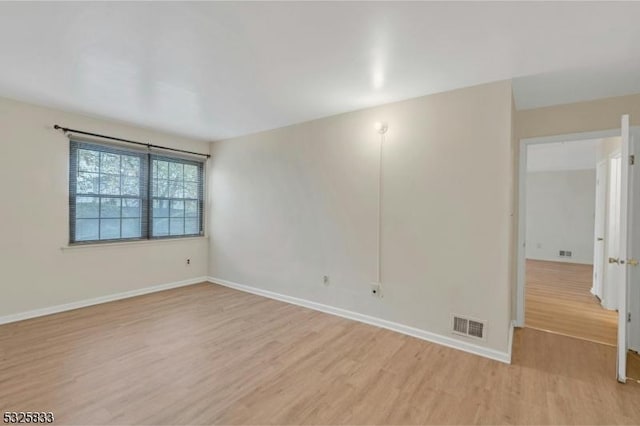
[527,139,601,173]
[0,2,640,141]
[512,62,640,110]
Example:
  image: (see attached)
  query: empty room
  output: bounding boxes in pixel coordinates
[1,2,640,425]
[524,139,619,345]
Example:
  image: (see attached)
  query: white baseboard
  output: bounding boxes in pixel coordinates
[508,319,516,363]
[0,276,208,325]
[526,256,593,266]
[208,276,512,364]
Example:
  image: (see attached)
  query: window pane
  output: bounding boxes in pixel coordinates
[169,180,183,198]
[170,200,184,217]
[76,197,99,218]
[154,179,168,197]
[153,199,169,217]
[122,219,141,238]
[169,162,183,180]
[77,172,99,194]
[121,156,140,176]
[100,197,121,218]
[185,218,199,235]
[153,218,169,236]
[100,219,120,240]
[170,218,184,235]
[122,176,140,196]
[76,219,99,241]
[185,200,198,217]
[78,149,99,172]
[101,152,120,174]
[184,182,198,199]
[122,199,140,218]
[100,174,121,195]
[156,161,169,179]
[184,165,198,182]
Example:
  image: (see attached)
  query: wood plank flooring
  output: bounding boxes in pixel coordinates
[1,282,639,425]
[628,351,640,383]
[525,259,618,346]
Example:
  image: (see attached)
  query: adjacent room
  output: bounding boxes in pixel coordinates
[524,139,618,345]
[1,2,640,425]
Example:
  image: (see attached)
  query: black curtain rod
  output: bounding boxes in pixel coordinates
[53,125,211,159]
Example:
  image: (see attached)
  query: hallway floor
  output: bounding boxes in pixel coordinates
[525,259,618,346]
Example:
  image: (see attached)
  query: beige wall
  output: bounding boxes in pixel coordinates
[516,93,640,140]
[0,97,210,317]
[209,80,515,355]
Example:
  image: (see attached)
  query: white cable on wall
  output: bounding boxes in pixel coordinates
[377,132,384,285]
[374,122,388,290]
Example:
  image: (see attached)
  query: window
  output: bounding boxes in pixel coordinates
[151,157,203,237]
[70,141,204,244]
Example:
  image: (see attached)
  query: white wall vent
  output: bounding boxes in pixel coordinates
[451,315,486,340]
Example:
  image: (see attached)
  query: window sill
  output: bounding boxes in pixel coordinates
[60,236,209,251]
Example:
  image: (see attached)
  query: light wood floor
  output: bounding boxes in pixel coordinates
[629,351,640,382]
[525,259,618,346]
[2,283,639,425]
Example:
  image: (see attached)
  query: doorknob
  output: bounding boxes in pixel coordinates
[628,259,639,267]
[609,257,620,264]
[597,237,604,241]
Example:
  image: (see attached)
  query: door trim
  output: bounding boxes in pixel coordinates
[617,115,630,383]
[592,158,608,299]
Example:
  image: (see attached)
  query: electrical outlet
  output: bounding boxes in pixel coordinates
[370,282,381,297]
[323,275,330,286]
[186,258,191,266]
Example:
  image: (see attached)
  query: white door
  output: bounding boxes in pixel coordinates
[617,115,633,383]
[627,126,640,353]
[605,152,622,310]
[593,159,607,299]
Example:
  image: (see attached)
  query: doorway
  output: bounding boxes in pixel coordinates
[516,123,640,383]
[522,137,619,346]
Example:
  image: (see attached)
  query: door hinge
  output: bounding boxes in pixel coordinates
[630,154,635,165]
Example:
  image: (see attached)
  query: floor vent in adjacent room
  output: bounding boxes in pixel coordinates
[451,315,486,340]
